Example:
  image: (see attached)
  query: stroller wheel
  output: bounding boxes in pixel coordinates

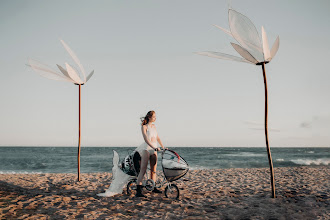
[165,183,179,200]
[145,179,155,191]
[127,180,137,195]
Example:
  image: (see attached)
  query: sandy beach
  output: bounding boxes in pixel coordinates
[0,166,329,219]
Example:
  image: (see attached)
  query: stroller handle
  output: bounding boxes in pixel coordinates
[160,148,181,162]
[156,148,167,153]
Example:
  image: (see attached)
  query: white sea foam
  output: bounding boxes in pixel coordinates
[276,158,284,161]
[227,152,264,157]
[307,151,314,154]
[290,158,330,166]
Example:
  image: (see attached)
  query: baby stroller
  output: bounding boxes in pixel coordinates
[125,149,189,200]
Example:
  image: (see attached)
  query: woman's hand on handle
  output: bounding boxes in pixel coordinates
[156,147,168,152]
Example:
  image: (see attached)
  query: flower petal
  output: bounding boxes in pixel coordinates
[261,26,271,61]
[228,9,264,62]
[214,25,233,37]
[60,39,86,82]
[270,36,280,60]
[28,59,73,82]
[230,43,258,64]
[196,51,253,64]
[86,70,94,83]
[56,64,72,79]
[65,63,84,84]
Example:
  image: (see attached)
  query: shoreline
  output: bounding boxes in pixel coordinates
[1,164,329,174]
[1,146,330,148]
[1,166,329,219]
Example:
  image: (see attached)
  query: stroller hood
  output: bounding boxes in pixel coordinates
[162,149,189,182]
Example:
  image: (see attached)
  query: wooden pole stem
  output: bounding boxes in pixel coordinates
[78,84,81,181]
[262,63,276,198]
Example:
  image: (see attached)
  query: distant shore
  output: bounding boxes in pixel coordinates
[1,167,329,219]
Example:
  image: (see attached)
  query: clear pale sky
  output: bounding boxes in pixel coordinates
[0,0,329,147]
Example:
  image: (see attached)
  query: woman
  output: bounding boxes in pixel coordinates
[135,110,165,197]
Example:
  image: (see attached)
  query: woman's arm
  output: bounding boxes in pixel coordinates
[141,125,157,150]
[157,135,165,150]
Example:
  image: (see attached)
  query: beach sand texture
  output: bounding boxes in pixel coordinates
[0,166,329,219]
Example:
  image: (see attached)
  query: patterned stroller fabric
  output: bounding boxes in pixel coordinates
[162,150,189,182]
[121,151,141,176]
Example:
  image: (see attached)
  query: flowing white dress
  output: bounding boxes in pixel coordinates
[96,150,133,197]
[135,124,158,154]
[97,124,158,197]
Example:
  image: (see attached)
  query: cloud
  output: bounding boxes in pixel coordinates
[300,115,330,129]
[243,120,280,132]
[300,122,312,128]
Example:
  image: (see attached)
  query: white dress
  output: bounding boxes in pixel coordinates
[97,124,158,197]
[135,124,158,154]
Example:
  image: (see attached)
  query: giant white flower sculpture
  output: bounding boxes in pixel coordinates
[28,40,94,181]
[28,40,94,85]
[198,9,280,198]
[197,9,280,66]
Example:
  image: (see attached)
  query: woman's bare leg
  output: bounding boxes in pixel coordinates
[137,150,149,185]
[149,152,157,182]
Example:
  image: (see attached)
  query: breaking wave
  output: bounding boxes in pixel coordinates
[226,152,265,157]
[290,158,330,166]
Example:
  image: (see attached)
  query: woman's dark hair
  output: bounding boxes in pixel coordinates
[141,111,155,125]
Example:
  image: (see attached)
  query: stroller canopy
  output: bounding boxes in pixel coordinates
[162,149,189,182]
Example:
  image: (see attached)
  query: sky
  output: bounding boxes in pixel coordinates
[0,0,329,147]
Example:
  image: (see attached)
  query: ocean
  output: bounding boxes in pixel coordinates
[0,147,329,174]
